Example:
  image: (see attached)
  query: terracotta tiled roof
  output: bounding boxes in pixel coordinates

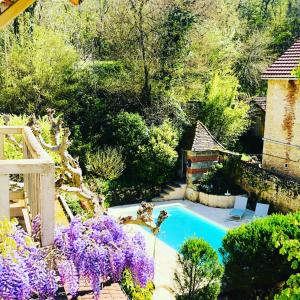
[262,39,300,79]
[251,96,266,112]
[191,121,224,152]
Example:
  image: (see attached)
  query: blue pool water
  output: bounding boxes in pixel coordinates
[149,205,227,255]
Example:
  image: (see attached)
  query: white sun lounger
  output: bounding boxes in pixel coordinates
[253,203,269,218]
[229,196,248,219]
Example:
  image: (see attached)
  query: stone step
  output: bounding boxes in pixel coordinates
[165,184,176,191]
[152,197,163,202]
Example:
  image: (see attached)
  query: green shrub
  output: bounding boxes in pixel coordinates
[102,181,161,207]
[112,112,148,161]
[135,120,179,185]
[121,269,154,300]
[63,193,93,220]
[273,218,300,299]
[220,212,300,298]
[196,162,243,195]
[174,238,223,300]
[0,25,78,115]
[86,147,125,181]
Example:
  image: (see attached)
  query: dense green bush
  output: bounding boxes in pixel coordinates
[121,269,154,300]
[0,24,78,115]
[112,112,148,161]
[174,238,223,300]
[135,120,179,185]
[220,212,300,298]
[196,163,244,195]
[100,181,161,207]
[273,218,300,299]
[86,147,125,181]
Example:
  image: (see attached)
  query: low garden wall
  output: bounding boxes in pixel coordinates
[185,186,236,208]
[234,161,300,212]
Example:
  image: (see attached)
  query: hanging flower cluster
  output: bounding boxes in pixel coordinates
[0,216,154,299]
[55,215,154,297]
[0,219,57,300]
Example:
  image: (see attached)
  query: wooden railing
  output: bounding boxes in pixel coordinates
[0,126,55,246]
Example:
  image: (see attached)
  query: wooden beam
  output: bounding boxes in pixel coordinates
[0,158,53,174]
[0,0,37,29]
[23,126,51,160]
[9,190,24,201]
[0,175,10,220]
[40,169,55,246]
[10,200,25,217]
[0,126,23,134]
[22,208,32,236]
[0,133,4,159]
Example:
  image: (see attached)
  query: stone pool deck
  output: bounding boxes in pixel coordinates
[109,200,254,300]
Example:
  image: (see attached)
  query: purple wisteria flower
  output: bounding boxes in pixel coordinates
[54,215,154,297]
[0,223,57,300]
[0,215,154,299]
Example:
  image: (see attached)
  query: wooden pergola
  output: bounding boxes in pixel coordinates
[0,126,55,246]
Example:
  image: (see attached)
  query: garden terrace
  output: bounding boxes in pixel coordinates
[0,125,55,246]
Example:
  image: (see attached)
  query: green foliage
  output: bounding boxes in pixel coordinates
[86,147,125,181]
[174,238,223,300]
[196,162,244,195]
[63,193,93,220]
[157,2,197,86]
[0,114,61,163]
[112,112,148,160]
[121,269,154,300]
[273,219,300,299]
[195,72,250,148]
[0,23,78,115]
[0,115,27,159]
[100,180,161,207]
[220,211,300,298]
[135,120,179,185]
[0,219,33,258]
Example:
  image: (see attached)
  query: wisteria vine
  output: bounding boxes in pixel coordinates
[0,215,154,299]
[0,219,57,300]
[55,216,154,297]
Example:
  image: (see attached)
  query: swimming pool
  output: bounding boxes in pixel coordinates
[150,205,227,254]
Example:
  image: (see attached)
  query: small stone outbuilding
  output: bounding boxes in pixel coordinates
[186,121,224,184]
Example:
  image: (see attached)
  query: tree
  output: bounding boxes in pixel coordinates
[193,72,250,148]
[0,23,78,115]
[174,238,223,300]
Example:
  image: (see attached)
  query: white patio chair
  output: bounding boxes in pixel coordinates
[229,196,248,219]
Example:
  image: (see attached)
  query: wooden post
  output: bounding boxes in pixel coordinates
[40,167,55,246]
[0,133,4,160]
[0,175,10,220]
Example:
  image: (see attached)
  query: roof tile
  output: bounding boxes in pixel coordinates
[251,96,266,112]
[191,121,224,152]
[262,38,300,79]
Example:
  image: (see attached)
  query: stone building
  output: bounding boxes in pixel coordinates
[186,121,224,184]
[261,39,300,178]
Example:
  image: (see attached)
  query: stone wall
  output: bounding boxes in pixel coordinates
[186,150,220,184]
[233,160,300,212]
[185,186,236,208]
[263,80,300,178]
